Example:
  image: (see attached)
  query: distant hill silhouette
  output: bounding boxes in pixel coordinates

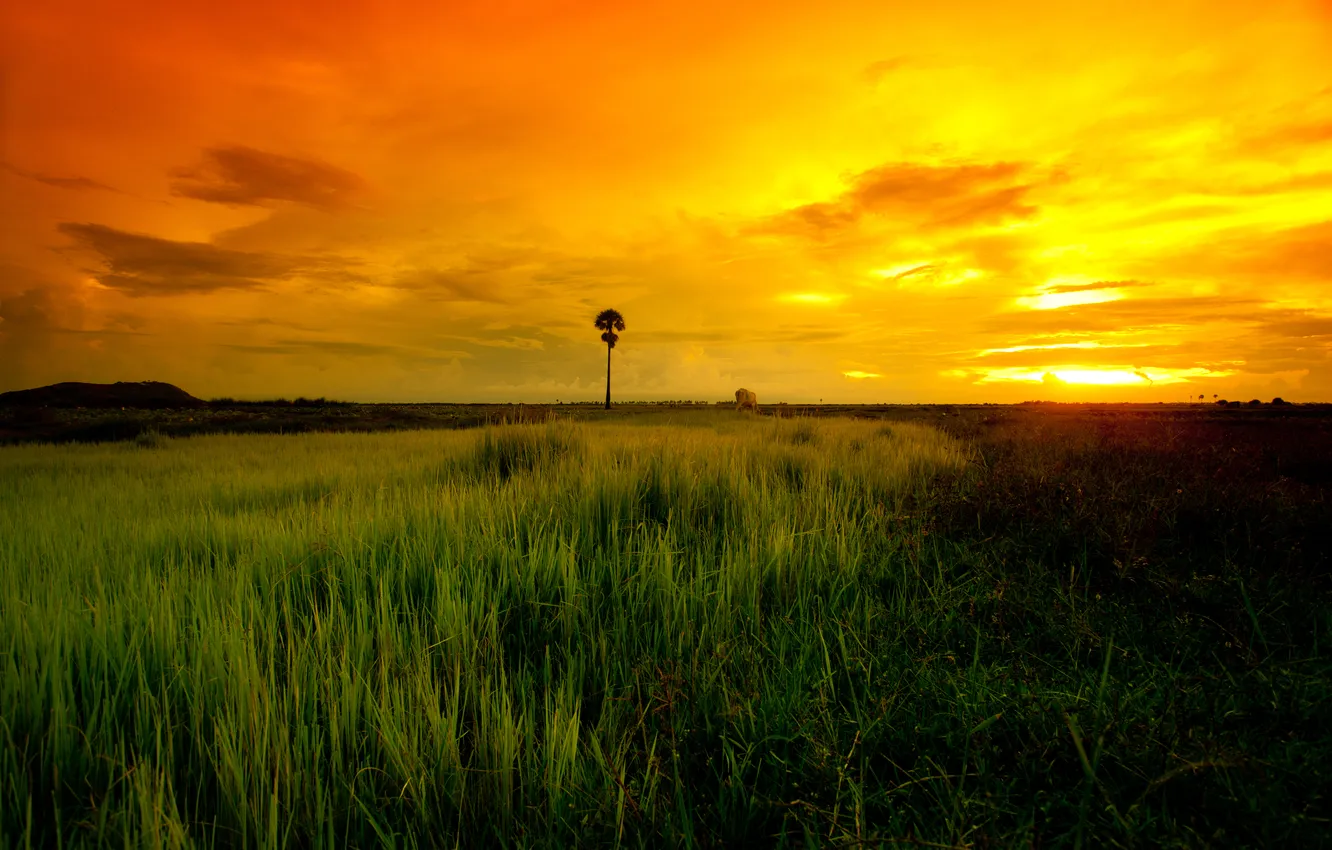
[0,381,204,409]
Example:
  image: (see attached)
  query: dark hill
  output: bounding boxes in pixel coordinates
[0,381,204,409]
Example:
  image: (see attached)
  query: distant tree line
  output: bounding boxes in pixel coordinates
[1214,397,1291,407]
[208,397,355,408]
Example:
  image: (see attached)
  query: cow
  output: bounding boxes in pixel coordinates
[734,388,759,412]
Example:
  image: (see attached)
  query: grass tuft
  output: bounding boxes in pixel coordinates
[132,427,167,449]
[472,422,583,480]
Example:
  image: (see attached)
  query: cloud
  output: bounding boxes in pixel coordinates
[965,342,1189,368]
[879,263,937,283]
[1042,279,1154,295]
[0,268,132,393]
[749,160,1040,241]
[223,339,401,357]
[218,338,476,379]
[1237,120,1332,156]
[57,222,364,296]
[1111,202,1238,230]
[986,294,1266,334]
[390,245,648,304]
[639,325,842,344]
[1231,220,1332,278]
[1220,171,1332,197]
[0,265,98,338]
[0,285,59,331]
[862,54,958,85]
[391,246,547,303]
[467,336,545,350]
[395,269,513,302]
[1041,371,1069,387]
[862,57,912,84]
[937,230,1039,277]
[2,161,120,193]
[169,145,367,210]
[1259,314,1332,338]
[1150,219,1332,282]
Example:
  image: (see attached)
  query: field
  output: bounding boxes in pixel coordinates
[1,408,1330,847]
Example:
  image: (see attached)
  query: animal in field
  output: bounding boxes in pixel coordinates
[734,388,759,412]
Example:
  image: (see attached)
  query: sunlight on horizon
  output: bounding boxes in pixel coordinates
[780,293,847,305]
[975,341,1152,357]
[976,366,1240,386]
[1015,288,1127,312]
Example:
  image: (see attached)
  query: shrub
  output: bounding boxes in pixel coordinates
[132,428,166,449]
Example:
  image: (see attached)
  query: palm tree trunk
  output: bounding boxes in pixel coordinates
[604,344,612,410]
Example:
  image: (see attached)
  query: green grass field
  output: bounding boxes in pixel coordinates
[1,411,1328,847]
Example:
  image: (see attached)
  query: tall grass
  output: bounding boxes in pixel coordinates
[0,414,969,847]
[4,410,1327,847]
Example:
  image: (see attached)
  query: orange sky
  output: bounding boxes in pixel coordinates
[2,0,1331,402]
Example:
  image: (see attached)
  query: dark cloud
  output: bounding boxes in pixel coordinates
[436,324,561,351]
[942,230,1037,276]
[395,269,512,302]
[863,57,912,83]
[759,202,858,239]
[0,286,58,331]
[986,295,1266,334]
[749,160,1040,241]
[1237,120,1332,156]
[1110,202,1236,230]
[169,146,366,210]
[57,222,365,296]
[393,250,538,303]
[0,268,130,393]
[529,253,663,285]
[1043,279,1154,294]
[215,317,318,331]
[1077,295,1263,320]
[966,343,1188,368]
[223,339,401,357]
[639,325,842,344]
[2,161,120,193]
[1231,220,1332,278]
[884,263,938,284]
[0,266,104,337]
[1151,220,1332,282]
[222,339,473,371]
[1230,171,1332,196]
[862,55,957,84]
[395,247,653,304]
[1259,315,1332,338]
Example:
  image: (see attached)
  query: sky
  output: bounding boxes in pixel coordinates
[2,0,1331,403]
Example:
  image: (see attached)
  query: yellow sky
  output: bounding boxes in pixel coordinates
[2,0,1330,402]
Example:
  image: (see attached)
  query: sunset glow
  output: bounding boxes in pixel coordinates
[976,366,1239,386]
[2,0,1330,402]
[1015,288,1126,311]
[780,293,846,305]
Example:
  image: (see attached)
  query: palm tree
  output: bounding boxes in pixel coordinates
[594,308,625,410]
